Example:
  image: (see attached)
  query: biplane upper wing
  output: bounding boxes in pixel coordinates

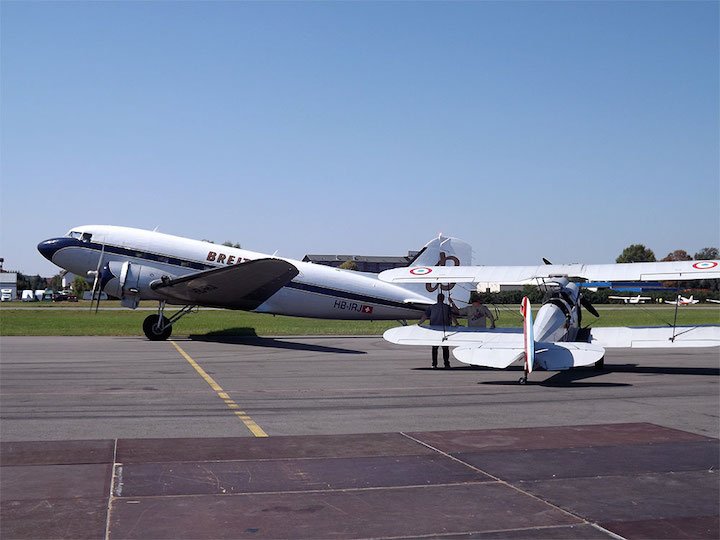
[379,260,720,284]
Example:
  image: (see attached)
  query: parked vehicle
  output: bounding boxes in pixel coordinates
[22,290,37,301]
[1,289,13,302]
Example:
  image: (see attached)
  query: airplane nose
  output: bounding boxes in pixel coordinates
[37,238,71,262]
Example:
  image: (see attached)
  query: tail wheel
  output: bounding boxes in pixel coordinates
[143,314,172,341]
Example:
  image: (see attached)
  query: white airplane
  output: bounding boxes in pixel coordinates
[38,226,473,340]
[665,295,700,306]
[379,259,720,383]
[708,299,720,304]
[608,294,651,304]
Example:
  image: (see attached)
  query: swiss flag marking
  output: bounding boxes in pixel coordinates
[361,305,374,314]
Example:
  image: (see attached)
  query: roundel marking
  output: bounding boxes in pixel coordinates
[692,261,718,270]
[410,267,433,275]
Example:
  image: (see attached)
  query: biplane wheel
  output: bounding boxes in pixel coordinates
[594,357,605,371]
[143,314,172,341]
[518,376,527,385]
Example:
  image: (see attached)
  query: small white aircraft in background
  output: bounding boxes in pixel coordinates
[379,258,720,383]
[708,299,720,304]
[38,226,472,340]
[608,294,651,304]
[664,295,700,306]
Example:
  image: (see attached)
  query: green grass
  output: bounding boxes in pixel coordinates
[1,306,717,337]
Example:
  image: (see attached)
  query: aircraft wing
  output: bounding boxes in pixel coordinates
[379,260,720,284]
[151,258,299,309]
[383,325,522,347]
[590,326,720,348]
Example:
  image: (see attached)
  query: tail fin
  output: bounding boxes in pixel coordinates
[521,296,535,375]
[400,234,474,306]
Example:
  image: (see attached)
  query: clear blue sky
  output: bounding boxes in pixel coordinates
[2,1,718,275]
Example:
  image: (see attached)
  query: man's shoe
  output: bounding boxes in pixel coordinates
[444,364,451,369]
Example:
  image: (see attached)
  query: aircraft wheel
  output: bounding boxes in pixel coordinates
[594,357,605,371]
[143,314,172,341]
[518,376,526,385]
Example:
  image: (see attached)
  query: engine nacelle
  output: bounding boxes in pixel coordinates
[534,282,581,343]
[100,261,175,309]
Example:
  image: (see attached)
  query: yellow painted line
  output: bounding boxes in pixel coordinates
[170,340,268,437]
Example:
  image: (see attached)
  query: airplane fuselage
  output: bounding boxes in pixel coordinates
[38,225,434,320]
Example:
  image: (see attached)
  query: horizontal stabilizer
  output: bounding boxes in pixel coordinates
[453,345,524,368]
[590,326,720,348]
[151,258,299,309]
[534,342,605,370]
[453,341,605,371]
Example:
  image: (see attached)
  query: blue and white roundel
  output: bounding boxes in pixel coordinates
[409,267,433,276]
[693,261,718,270]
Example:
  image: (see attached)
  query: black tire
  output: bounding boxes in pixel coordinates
[143,314,172,341]
[594,357,605,370]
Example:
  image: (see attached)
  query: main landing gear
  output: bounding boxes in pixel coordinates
[142,301,197,341]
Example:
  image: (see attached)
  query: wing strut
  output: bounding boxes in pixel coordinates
[671,282,681,342]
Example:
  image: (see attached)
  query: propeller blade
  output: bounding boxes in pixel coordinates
[580,296,600,317]
[90,244,105,313]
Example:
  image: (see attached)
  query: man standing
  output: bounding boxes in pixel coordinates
[417,293,458,369]
[455,297,496,329]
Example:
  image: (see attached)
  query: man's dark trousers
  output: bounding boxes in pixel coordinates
[432,346,450,368]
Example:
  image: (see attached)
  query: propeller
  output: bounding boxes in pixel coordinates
[89,243,105,313]
[580,295,599,317]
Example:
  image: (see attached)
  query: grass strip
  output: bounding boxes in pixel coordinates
[1,307,717,337]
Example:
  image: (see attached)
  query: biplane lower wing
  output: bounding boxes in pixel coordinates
[589,326,720,348]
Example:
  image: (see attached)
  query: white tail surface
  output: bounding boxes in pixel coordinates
[534,342,605,370]
[400,234,474,306]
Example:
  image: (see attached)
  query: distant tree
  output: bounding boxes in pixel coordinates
[16,273,31,291]
[616,244,656,263]
[222,241,242,249]
[695,247,719,260]
[661,250,692,262]
[49,273,63,291]
[72,276,90,298]
[338,260,359,271]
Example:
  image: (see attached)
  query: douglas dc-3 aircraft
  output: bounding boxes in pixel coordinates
[379,259,720,383]
[38,226,473,340]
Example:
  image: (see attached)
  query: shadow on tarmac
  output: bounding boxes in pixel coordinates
[187,330,366,355]
[478,363,719,388]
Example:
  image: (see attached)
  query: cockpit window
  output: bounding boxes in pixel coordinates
[81,233,92,243]
[68,231,82,239]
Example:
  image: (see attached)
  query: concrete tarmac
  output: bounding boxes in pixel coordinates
[1,336,719,539]
[1,335,719,441]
